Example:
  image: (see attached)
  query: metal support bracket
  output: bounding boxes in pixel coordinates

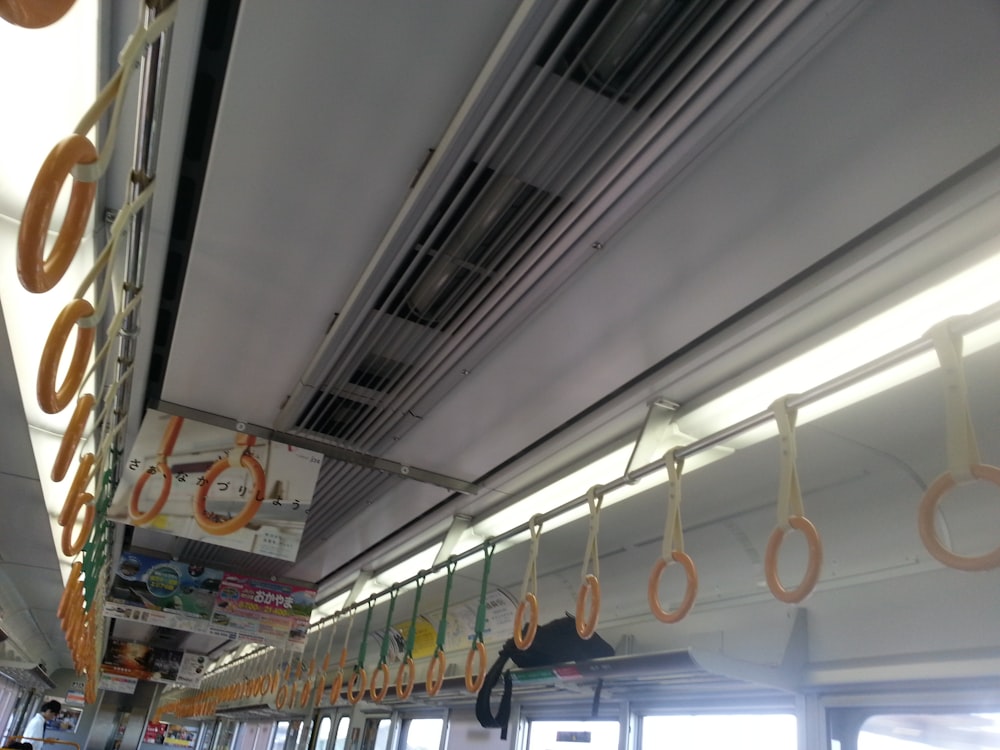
[153,399,480,495]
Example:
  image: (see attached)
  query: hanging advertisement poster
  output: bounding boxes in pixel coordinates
[162,726,200,748]
[392,615,437,659]
[433,588,517,652]
[211,573,313,649]
[107,409,324,561]
[98,673,138,694]
[102,639,207,687]
[144,722,168,744]
[105,551,223,630]
[104,551,316,651]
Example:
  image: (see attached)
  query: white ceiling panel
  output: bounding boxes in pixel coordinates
[163,0,520,425]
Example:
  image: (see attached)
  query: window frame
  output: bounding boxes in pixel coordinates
[824,684,1000,750]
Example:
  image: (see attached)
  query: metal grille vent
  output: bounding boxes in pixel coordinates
[279,0,820,557]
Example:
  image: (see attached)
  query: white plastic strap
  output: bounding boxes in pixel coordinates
[660,449,685,560]
[771,396,804,528]
[342,611,356,654]
[72,3,179,182]
[77,292,143,398]
[928,320,980,483]
[76,180,156,326]
[518,515,543,602]
[580,485,603,583]
[228,441,245,469]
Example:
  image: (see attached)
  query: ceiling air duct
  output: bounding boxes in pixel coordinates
[271,0,837,565]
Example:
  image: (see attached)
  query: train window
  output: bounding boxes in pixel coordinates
[197,722,217,750]
[858,712,1000,750]
[313,716,333,750]
[236,723,274,750]
[331,717,350,750]
[213,721,237,750]
[359,718,391,750]
[0,680,18,740]
[398,718,445,750]
[526,720,621,749]
[640,713,797,750]
[272,722,289,750]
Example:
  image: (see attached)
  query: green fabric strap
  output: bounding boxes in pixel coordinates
[434,562,458,653]
[356,599,376,669]
[473,545,495,642]
[376,590,399,666]
[403,576,426,659]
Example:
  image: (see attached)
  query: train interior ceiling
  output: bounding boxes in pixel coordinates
[1,0,1000,749]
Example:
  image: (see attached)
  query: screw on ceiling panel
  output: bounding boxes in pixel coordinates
[591,241,604,250]
[461,369,470,376]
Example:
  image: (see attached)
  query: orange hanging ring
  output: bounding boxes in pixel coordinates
[313,676,326,708]
[37,298,96,414]
[464,641,487,693]
[298,680,313,708]
[346,668,367,705]
[275,684,287,709]
[328,671,344,705]
[130,416,183,524]
[764,515,823,603]
[395,656,415,700]
[193,452,266,535]
[0,0,76,27]
[51,393,94,482]
[369,664,390,703]
[575,574,601,639]
[57,562,83,619]
[61,493,94,556]
[59,452,94,525]
[425,649,446,697]
[513,593,539,650]
[647,551,698,624]
[17,134,98,293]
[130,461,172,524]
[918,464,1000,571]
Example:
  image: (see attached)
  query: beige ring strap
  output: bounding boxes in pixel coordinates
[648,449,698,623]
[918,464,1000,571]
[575,486,604,638]
[917,322,1000,570]
[764,515,823,603]
[765,397,822,603]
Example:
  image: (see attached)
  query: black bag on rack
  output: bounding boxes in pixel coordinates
[475,615,614,738]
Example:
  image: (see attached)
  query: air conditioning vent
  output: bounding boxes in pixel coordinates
[347,353,413,393]
[540,0,716,106]
[376,164,554,329]
[298,393,375,441]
